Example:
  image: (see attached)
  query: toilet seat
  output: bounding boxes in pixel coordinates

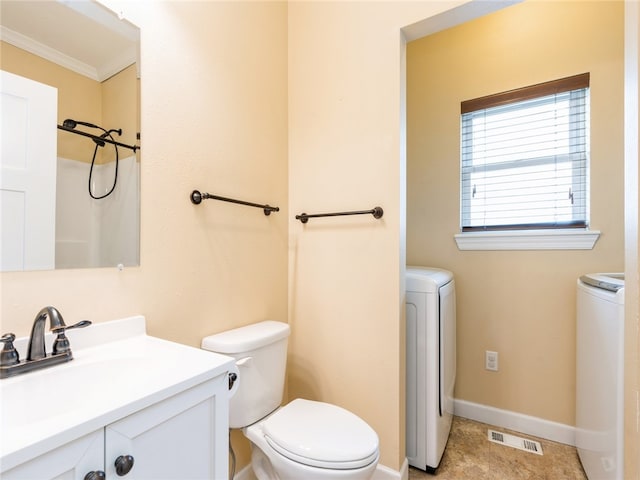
[262,399,379,470]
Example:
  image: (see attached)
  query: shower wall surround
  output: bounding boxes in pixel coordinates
[55,155,140,269]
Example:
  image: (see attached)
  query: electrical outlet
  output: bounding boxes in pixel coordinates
[485,350,499,371]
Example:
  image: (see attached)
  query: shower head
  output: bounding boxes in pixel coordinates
[63,119,100,130]
[63,119,110,146]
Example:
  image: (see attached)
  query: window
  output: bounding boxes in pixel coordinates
[460,73,590,232]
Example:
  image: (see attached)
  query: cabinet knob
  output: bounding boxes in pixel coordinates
[115,454,135,476]
[84,471,105,480]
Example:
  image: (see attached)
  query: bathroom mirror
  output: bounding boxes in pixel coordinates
[0,0,140,272]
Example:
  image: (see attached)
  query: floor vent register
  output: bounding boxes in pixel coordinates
[487,429,543,456]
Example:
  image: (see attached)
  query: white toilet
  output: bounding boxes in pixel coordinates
[202,321,380,480]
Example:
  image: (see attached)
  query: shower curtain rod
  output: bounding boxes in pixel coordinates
[57,125,140,152]
[190,189,279,216]
[295,206,383,224]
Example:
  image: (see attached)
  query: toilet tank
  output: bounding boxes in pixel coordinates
[201,321,290,428]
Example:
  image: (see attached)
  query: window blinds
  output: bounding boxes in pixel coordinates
[460,73,590,231]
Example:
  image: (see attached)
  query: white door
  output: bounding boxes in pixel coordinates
[1,70,57,271]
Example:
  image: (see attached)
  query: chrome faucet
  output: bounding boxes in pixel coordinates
[0,306,91,379]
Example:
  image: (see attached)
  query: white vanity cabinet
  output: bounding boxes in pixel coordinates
[3,375,227,480]
[0,316,236,480]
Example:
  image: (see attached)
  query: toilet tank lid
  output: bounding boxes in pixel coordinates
[202,320,290,354]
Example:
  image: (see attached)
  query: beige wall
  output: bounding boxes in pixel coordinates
[286,0,493,470]
[1,0,289,342]
[407,0,624,426]
[102,64,139,164]
[0,0,289,470]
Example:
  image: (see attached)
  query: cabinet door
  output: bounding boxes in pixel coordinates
[105,377,228,480]
[2,430,104,480]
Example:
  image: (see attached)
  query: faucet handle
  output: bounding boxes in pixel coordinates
[1,333,20,366]
[51,320,92,335]
[52,320,92,355]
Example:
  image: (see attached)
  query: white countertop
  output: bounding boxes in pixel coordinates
[0,315,235,472]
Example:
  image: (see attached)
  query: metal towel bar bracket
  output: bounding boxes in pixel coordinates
[295,207,383,224]
[190,190,279,216]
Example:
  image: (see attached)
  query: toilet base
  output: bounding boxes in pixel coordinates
[249,446,277,480]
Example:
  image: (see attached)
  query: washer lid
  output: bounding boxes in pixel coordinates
[406,266,453,292]
[580,273,624,292]
[263,399,379,469]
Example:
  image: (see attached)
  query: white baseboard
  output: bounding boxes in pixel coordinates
[454,398,577,446]
[235,458,408,480]
[372,457,408,480]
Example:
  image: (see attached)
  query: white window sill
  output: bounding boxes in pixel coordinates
[454,229,601,251]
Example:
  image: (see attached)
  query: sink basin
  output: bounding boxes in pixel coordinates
[1,354,143,429]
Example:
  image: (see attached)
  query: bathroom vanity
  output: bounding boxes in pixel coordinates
[0,316,235,480]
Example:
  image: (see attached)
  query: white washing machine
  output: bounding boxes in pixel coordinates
[576,273,625,480]
[405,267,456,472]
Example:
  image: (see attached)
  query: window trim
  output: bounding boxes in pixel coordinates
[454,228,600,251]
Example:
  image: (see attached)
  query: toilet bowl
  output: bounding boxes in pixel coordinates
[202,321,380,480]
[246,399,379,480]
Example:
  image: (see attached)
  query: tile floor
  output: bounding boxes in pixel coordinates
[408,416,587,479]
